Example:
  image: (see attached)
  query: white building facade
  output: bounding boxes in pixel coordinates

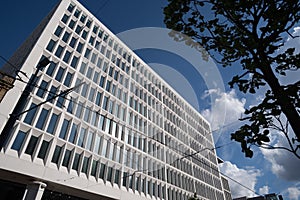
[0,0,231,199]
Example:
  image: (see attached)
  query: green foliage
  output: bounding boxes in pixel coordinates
[164,0,300,158]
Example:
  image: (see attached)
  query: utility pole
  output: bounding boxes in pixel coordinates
[0,57,50,150]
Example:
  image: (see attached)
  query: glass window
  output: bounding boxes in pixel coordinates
[46,62,57,77]
[86,67,93,79]
[75,101,84,118]
[69,37,77,48]
[25,135,38,155]
[95,91,102,106]
[62,149,72,167]
[51,145,62,164]
[63,50,72,63]
[83,106,91,123]
[72,153,81,170]
[88,87,95,102]
[63,72,73,87]
[37,140,50,159]
[74,9,81,18]
[75,25,82,34]
[99,163,106,179]
[77,127,86,147]
[11,130,26,151]
[114,169,120,184]
[107,166,113,182]
[46,85,58,103]
[68,123,78,144]
[68,19,76,29]
[84,48,91,59]
[89,36,95,46]
[102,96,109,110]
[62,32,71,43]
[93,71,99,83]
[99,75,105,88]
[80,14,86,23]
[93,135,101,154]
[55,45,64,58]
[46,39,57,52]
[91,160,98,177]
[54,26,63,37]
[55,67,66,81]
[93,26,98,34]
[76,42,83,53]
[59,119,70,139]
[70,56,79,68]
[86,19,92,28]
[24,103,38,125]
[67,4,75,12]
[61,14,69,24]
[86,131,94,151]
[36,80,49,98]
[105,80,111,92]
[81,156,89,174]
[46,113,59,134]
[35,108,49,130]
[101,139,107,157]
[81,30,88,39]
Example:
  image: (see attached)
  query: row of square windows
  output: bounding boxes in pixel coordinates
[63,3,210,134]
[10,126,210,200]
[37,57,216,174]
[19,97,215,185]
[66,2,166,94]
[55,13,209,139]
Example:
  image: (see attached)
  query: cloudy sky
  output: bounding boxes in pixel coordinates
[0,1,300,199]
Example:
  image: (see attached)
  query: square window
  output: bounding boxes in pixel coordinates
[63,50,72,63]
[35,108,49,130]
[24,103,38,125]
[25,135,38,155]
[67,4,75,12]
[68,19,76,29]
[61,14,70,24]
[69,37,77,48]
[46,62,57,77]
[62,32,71,43]
[55,45,64,58]
[37,140,50,159]
[74,9,81,18]
[54,26,64,37]
[55,67,66,81]
[46,113,59,134]
[36,80,49,98]
[51,145,62,164]
[46,39,57,52]
[11,130,26,151]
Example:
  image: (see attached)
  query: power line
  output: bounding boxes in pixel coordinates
[2,57,260,198]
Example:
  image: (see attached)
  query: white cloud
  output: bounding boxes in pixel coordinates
[219,161,261,198]
[258,186,269,195]
[260,132,300,181]
[201,89,246,131]
[282,185,300,200]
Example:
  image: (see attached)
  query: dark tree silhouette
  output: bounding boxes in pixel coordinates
[164,0,300,158]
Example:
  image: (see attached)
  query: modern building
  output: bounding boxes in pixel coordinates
[0,0,231,199]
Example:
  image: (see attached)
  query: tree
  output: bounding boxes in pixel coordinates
[164,0,300,158]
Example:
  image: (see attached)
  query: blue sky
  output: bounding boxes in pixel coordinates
[1,1,300,199]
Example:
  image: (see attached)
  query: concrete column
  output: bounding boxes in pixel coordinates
[23,181,47,200]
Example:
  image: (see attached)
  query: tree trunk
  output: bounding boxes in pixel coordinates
[261,65,300,140]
